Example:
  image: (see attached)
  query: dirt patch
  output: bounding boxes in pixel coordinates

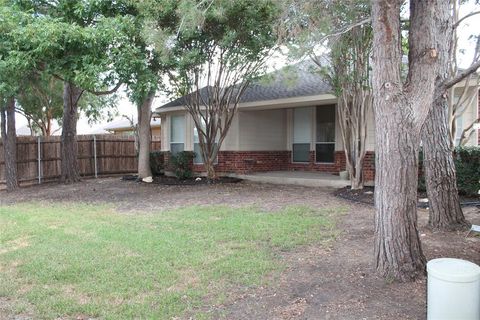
[213,206,479,320]
[1,178,479,319]
[0,178,342,212]
[335,186,480,208]
[0,237,31,255]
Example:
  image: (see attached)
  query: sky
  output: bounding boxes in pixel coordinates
[15,2,480,135]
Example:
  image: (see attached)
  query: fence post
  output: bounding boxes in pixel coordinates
[93,135,98,178]
[37,136,41,184]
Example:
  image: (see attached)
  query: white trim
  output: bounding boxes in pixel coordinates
[154,93,338,114]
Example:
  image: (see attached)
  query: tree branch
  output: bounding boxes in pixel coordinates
[453,10,480,29]
[315,18,372,45]
[444,60,480,89]
[86,82,122,96]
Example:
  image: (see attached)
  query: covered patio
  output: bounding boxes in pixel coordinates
[229,170,350,188]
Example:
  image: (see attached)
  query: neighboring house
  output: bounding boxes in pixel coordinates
[16,125,33,136]
[154,61,479,182]
[104,117,161,136]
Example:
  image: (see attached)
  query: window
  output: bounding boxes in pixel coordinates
[293,107,312,162]
[170,115,185,155]
[455,113,463,146]
[193,126,203,164]
[316,105,335,163]
[193,121,218,164]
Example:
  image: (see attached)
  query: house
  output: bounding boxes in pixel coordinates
[104,117,161,136]
[154,61,479,183]
[16,125,33,136]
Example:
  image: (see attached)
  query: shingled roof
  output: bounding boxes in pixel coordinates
[156,60,333,110]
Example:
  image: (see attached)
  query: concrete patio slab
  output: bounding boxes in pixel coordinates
[229,171,350,188]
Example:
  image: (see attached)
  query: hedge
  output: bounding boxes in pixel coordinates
[454,146,480,197]
[149,151,166,176]
[419,146,480,197]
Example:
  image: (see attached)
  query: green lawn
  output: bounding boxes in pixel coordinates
[0,203,344,319]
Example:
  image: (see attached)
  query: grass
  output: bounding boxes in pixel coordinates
[0,203,344,319]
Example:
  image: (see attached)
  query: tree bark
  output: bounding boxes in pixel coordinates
[205,158,216,180]
[374,111,427,281]
[421,0,469,231]
[60,82,83,183]
[137,91,154,179]
[1,97,19,191]
[372,0,438,281]
[423,98,469,230]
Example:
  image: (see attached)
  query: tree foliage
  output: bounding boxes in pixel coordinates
[322,1,372,190]
[16,73,118,136]
[281,0,372,189]
[146,0,280,179]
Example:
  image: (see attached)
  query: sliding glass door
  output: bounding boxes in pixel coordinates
[315,105,335,163]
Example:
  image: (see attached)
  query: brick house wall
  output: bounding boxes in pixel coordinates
[163,150,376,182]
[189,150,377,182]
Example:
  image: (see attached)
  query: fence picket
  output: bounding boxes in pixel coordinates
[0,134,161,189]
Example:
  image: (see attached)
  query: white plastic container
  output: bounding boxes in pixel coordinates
[427,258,480,320]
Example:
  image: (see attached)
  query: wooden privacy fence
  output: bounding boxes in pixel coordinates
[0,134,161,188]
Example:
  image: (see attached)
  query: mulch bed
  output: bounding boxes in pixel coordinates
[335,186,480,208]
[334,186,375,206]
[122,174,242,185]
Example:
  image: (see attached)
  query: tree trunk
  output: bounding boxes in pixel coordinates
[205,158,216,180]
[1,97,19,191]
[60,82,83,183]
[137,92,154,179]
[371,0,438,281]
[422,0,468,231]
[374,115,426,281]
[423,98,469,230]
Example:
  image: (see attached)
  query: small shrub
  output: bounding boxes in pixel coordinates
[149,151,165,176]
[170,151,195,180]
[454,146,480,197]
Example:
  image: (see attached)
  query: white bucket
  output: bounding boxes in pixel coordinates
[427,258,480,320]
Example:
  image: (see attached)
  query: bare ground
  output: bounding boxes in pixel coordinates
[1,177,479,320]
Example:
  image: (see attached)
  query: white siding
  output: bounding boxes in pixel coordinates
[160,115,168,151]
[220,113,240,151]
[454,87,478,146]
[365,107,376,151]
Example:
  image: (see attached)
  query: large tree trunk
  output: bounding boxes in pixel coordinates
[60,82,83,183]
[137,91,154,179]
[422,0,468,231]
[423,99,469,230]
[374,114,426,281]
[372,0,438,281]
[1,97,19,191]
